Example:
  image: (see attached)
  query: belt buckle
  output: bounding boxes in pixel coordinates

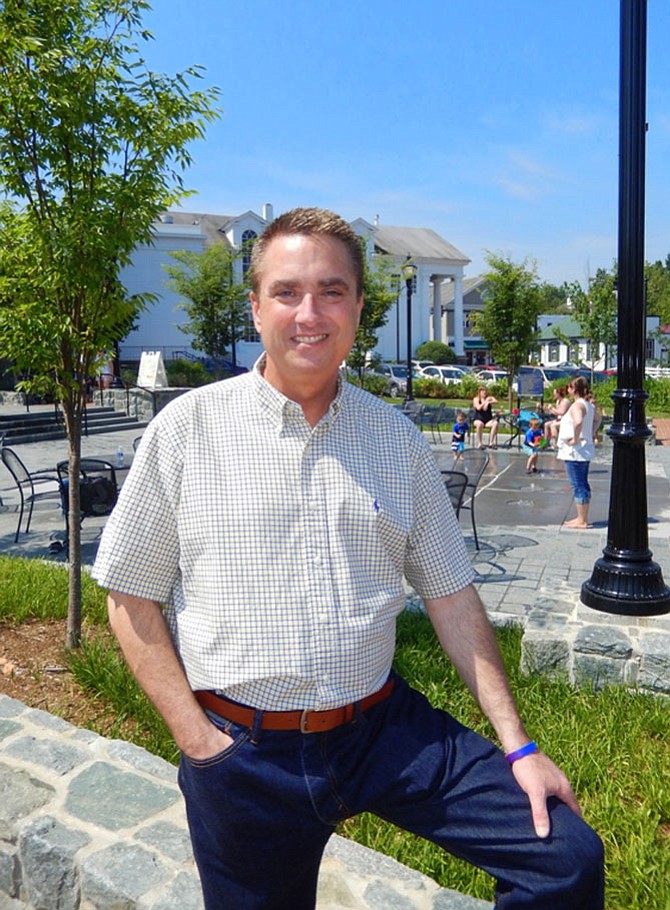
[300,709,314,734]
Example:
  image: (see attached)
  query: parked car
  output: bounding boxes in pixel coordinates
[412,359,435,371]
[419,365,470,384]
[474,368,508,384]
[376,363,409,398]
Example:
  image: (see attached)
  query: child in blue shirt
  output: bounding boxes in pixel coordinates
[523,417,544,474]
[451,411,469,457]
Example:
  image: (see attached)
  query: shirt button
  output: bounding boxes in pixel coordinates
[313,554,322,566]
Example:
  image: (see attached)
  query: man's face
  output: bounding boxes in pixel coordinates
[250,233,363,401]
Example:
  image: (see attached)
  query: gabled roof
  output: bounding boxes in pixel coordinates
[441,275,487,306]
[374,225,470,265]
[537,316,584,340]
[162,212,236,248]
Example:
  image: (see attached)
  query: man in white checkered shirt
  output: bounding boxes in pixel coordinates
[93,208,603,910]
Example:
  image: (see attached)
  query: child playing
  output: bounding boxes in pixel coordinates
[523,417,543,474]
[451,411,469,457]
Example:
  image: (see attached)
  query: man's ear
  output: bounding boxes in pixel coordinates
[356,294,364,328]
[250,291,262,334]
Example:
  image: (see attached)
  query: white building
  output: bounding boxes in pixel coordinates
[119,205,474,369]
[536,314,662,369]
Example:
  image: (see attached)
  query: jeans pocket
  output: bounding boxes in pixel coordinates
[182,717,251,769]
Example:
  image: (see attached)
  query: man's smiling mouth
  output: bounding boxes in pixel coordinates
[293,334,328,344]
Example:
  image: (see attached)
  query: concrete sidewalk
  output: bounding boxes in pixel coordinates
[2,421,670,644]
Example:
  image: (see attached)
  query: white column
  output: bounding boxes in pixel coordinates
[432,279,442,343]
[453,275,465,357]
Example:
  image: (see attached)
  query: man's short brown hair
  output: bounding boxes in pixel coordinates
[249,207,365,297]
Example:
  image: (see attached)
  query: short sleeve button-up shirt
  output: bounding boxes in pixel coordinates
[92,363,473,710]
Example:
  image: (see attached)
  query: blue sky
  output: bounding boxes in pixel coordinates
[138,1,670,286]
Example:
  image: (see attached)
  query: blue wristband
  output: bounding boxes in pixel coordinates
[505,741,539,764]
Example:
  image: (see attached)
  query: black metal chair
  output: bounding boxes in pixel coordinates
[400,400,425,428]
[452,450,490,550]
[423,403,448,443]
[54,459,119,553]
[442,470,468,519]
[0,446,60,543]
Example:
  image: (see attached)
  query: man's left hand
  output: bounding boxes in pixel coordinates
[511,751,582,838]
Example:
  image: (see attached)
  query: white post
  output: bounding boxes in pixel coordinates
[432,279,443,343]
[453,275,465,357]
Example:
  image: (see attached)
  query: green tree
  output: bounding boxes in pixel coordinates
[347,252,397,375]
[164,243,249,374]
[537,281,573,314]
[476,253,542,401]
[570,268,618,373]
[0,0,219,647]
[645,256,670,325]
[415,340,456,364]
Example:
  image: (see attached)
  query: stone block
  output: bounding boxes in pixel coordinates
[0,698,25,720]
[573,654,625,690]
[0,723,21,743]
[637,632,670,693]
[137,870,204,910]
[0,844,19,898]
[134,821,194,864]
[574,625,633,659]
[4,736,89,777]
[364,880,419,910]
[65,762,179,831]
[106,740,178,783]
[80,843,166,908]
[19,815,90,910]
[520,634,570,679]
[0,765,54,841]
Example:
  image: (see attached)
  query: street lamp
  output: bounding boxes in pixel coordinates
[581,0,670,616]
[402,256,417,402]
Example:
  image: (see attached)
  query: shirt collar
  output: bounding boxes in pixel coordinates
[252,353,345,431]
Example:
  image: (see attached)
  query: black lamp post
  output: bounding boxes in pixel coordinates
[402,256,417,402]
[581,0,670,616]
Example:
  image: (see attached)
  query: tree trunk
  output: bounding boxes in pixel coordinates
[61,390,84,649]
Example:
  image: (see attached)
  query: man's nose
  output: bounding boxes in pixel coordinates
[295,293,319,322]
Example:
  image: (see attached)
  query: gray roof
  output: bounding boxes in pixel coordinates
[441,275,487,305]
[161,212,236,248]
[374,225,470,265]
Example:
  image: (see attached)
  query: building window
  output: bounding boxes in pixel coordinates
[241,304,260,344]
[548,342,559,362]
[241,230,257,276]
[645,337,655,361]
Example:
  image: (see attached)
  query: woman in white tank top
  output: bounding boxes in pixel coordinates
[556,376,600,528]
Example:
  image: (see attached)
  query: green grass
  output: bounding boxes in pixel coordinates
[2,557,670,908]
[0,555,108,625]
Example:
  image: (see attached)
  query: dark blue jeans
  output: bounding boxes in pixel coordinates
[178,674,604,909]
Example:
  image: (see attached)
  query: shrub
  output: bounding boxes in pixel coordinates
[415,341,456,365]
[413,377,449,399]
[165,359,213,388]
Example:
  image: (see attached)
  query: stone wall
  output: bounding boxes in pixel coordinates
[0,694,490,910]
[521,600,670,693]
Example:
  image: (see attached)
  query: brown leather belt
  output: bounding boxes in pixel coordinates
[194,678,394,734]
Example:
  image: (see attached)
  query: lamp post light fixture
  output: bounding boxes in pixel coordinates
[581,0,670,616]
[402,256,417,402]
